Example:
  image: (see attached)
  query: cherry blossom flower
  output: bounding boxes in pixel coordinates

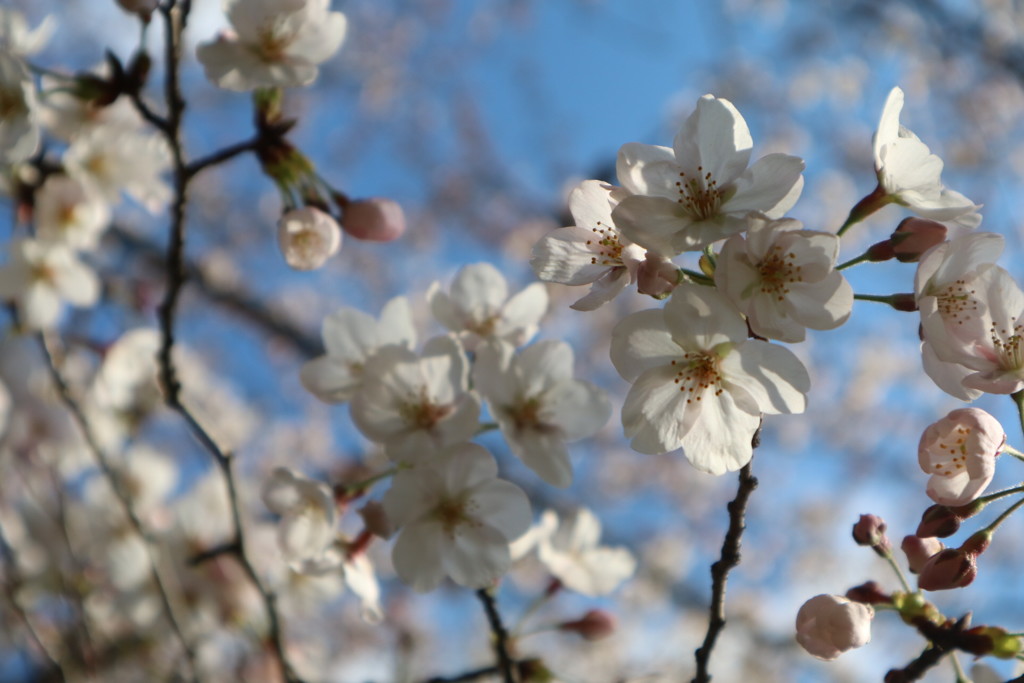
[197,0,348,91]
[529,508,636,596]
[262,467,337,566]
[473,341,610,488]
[277,206,341,270]
[427,263,548,351]
[63,123,171,213]
[39,63,144,141]
[873,87,981,228]
[531,180,646,311]
[287,541,383,623]
[0,239,100,330]
[0,52,39,164]
[382,442,532,592]
[611,94,804,256]
[919,408,1003,506]
[33,174,111,251]
[796,594,873,660]
[301,296,416,404]
[350,336,480,460]
[611,283,808,474]
[915,232,1005,400]
[715,214,852,342]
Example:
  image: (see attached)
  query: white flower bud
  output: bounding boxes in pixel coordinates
[277,207,342,271]
[795,594,873,660]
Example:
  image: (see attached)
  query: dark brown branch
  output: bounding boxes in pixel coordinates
[422,664,502,683]
[692,455,759,683]
[475,588,518,683]
[883,645,947,682]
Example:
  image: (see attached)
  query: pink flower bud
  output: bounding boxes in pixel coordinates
[845,581,891,605]
[558,609,616,641]
[919,408,1003,506]
[636,253,679,298]
[916,504,961,538]
[852,514,891,555]
[901,535,944,574]
[891,217,948,263]
[917,548,977,591]
[795,594,874,660]
[277,207,341,271]
[341,198,406,242]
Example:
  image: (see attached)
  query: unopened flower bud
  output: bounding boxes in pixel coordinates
[558,609,616,641]
[637,253,680,298]
[919,408,1003,506]
[341,198,406,242]
[358,501,394,540]
[866,239,896,262]
[845,581,892,605]
[891,217,947,263]
[901,535,944,574]
[916,504,961,538]
[277,207,342,271]
[852,514,891,555]
[888,293,918,312]
[917,548,977,591]
[795,594,874,660]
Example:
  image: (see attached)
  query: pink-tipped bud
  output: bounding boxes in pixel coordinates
[891,218,948,263]
[852,514,891,555]
[845,581,892,605]
[917,548,977,591]
[636,253,680,299]
[277,207,341,271]
[558,609,616,641]
[341,198,406,242]
[866,240,896,262]
[916,504,961,538]
[901,535,944,574]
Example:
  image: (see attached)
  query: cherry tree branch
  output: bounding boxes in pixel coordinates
[126,4,304,681]
[476,588,519,683]
[692,451,759,683]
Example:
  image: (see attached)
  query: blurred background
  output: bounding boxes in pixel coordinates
[3,0,1024,681]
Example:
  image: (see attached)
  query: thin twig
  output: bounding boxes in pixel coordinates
[883,645,947,682]
[692,456,759,683]
[184,136,262,178]
[475,588,518,683]
[37,332,198,681]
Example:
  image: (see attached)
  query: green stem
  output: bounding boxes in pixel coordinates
[1002,444,1024,462]
[853,293,892,304]
[976,483,1024,505]
[837,252,873,271]
[680,268,714,286]
[950,652,969,683]
[981,495,1024,535]
[883,551,914,594]
[342,467,399,495]
[477,422,500,435]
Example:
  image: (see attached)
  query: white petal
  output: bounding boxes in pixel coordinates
[673,95,753,186]
[469,478,532,540]
[679,393,762,475]
[610,309,678,382]
[300,355,360,403]
[721,341,809,415]
[723,153,805,217]
[616,142,678,196]
[664,284,747,350]
[543,379,610,441]
[570,267,632,311]
[392,520,446,592]
[507,429,573,488]
[613,195,691,257]
[621,365,697,454]
[443,522,511,588]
